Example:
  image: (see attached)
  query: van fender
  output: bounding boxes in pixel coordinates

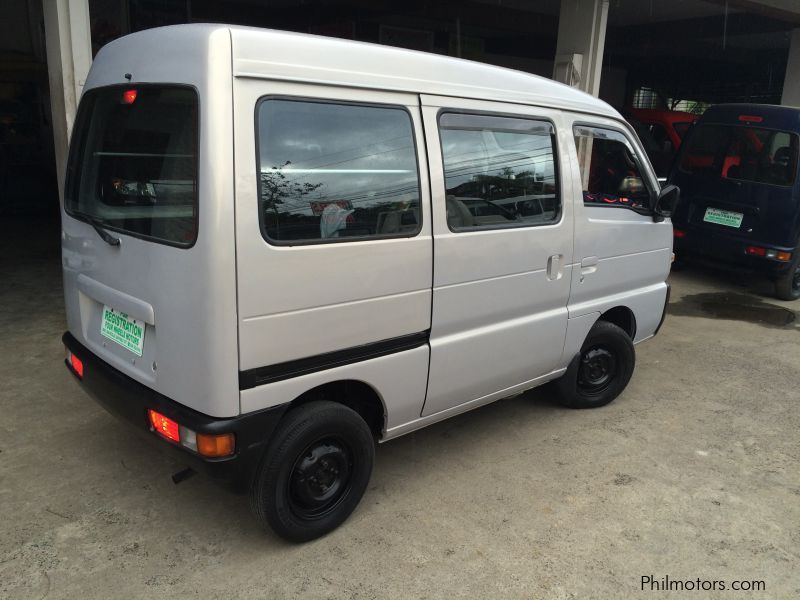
[560,312,601,367]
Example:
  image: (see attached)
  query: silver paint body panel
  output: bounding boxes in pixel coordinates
[62,25,671,435]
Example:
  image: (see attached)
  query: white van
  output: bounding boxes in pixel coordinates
[61,24,676,541]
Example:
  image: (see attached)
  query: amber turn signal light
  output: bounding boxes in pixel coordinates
[196,433,235,458]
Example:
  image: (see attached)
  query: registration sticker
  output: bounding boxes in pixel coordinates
[703,207,743,228]
[100,305,145,356]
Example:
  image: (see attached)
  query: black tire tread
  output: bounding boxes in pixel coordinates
[249,400,374,542]
[555,320,635,409]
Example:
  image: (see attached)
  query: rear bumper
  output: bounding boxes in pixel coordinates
[674,229,795,278]
[62,331,287,482]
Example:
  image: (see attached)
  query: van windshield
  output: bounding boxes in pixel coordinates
[679,123,798,187]
[65,85,199,246]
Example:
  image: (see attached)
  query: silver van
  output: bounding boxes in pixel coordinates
[61,24,676,541]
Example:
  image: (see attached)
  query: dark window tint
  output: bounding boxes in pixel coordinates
[65,86,198,246]
[257,100,421,244]
[574,126,652,209]
[648,123,673,152]
[679,124,799,186]
[673,121,693,139]
[439,113,560,230]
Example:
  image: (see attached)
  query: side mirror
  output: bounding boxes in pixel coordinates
[653,184,679,222]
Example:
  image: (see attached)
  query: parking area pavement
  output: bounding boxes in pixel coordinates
[1,226,799,599]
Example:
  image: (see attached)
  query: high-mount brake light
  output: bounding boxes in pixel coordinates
[737,115,763,123]
[121,89,138,104]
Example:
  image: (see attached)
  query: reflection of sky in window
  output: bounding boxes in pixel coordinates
[441,128,555,191]
[258,101,419,215]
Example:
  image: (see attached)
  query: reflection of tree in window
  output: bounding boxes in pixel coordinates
[257,100,420,242]
[260,161,323,238]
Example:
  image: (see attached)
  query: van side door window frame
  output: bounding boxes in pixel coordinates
[436,109,563,232]
[572,122,658,215]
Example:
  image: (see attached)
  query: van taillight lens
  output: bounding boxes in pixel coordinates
[121,89,137,104]
[197,433,236,458]
[148,409,180,443]
[745,246,792,261]
[66,350,84,379]
[673,229,687,238]
[147,409,235,457]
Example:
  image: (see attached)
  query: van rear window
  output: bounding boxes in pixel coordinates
[679,124,798,187]
[65,85,199,246]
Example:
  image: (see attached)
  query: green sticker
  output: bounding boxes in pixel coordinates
[703,207,743,228]
[100,305,145,356]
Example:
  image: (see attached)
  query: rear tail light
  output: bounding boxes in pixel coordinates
[673,228,687,238]
[66,350,84,379]
[746,246,792,261]
[148,409,180,443]
[197,433,236,458]
[147,409,235,457]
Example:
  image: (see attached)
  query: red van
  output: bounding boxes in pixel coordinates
[629,108,698,154]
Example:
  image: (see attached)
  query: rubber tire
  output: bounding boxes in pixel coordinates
[554,320,635,409]
[773,252,800,301]
[249,401,374,542]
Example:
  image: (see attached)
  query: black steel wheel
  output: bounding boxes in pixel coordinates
[554,320,635,409]
[774,255,800,301]
[577,346,618,397]
[250,401,374,542]
[287,436,353,520]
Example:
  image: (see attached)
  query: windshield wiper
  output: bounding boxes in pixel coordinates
[87,217,121,246]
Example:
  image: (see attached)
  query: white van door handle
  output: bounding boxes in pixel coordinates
[580,256,598,281]
[547,254,563,281]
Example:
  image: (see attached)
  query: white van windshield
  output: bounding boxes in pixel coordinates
[65,85,199,246]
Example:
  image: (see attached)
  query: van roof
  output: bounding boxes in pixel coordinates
[96,24,619,120]
[699,103,800,131]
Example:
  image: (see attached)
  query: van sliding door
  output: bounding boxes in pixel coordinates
[420,95,574,417]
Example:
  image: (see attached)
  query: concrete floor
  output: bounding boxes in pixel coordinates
[1,219,799,599]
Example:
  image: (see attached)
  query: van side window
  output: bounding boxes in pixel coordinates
[573,126,651,210]
[438,113,560,230]
[256,99,421,244]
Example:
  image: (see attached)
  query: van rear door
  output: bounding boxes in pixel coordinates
[672,123,800,248]
[62,74,240,419]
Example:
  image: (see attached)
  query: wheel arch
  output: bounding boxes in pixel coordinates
[288,379,386,440]
[597,305,637,340]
